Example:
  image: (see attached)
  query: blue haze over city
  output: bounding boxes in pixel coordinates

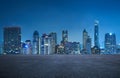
[0,0,120,48]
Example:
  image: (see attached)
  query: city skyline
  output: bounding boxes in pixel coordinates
[0,0,120,48]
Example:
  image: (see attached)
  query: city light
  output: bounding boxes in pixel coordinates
[25,45,28,48]
[109,33,112,35]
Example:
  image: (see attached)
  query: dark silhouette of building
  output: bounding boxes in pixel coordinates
[3,27,21,54]
[33,30,40,54]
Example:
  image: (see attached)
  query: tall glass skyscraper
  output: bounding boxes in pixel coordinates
[94,20,99,48]
[33,31,40,54]
[105,33,116,54]
[83,29,88,50]
[3,27,21,54]
[92,20,100,54]
[86,36,92,54]
[49,32,57,53]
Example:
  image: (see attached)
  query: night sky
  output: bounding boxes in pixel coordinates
[0,0,120,48]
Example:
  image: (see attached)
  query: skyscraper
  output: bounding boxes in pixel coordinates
[105,33,116,54]
[33,31,40,54]
[61,30,68,45]
[83,29,88,50]
[86,36,92,54]
[41,34,53,55]
[92,20,100,54]
[49,32,57,53]
[3,27,21,54]
[94,20,99,48]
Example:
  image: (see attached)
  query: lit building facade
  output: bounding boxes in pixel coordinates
[61,30,68,45]
[83,29,88,50]
[105,33,116,54]
[3,27,21,54]
[22,40,32,55]
[56,45,65,54]
[64,42,80,54]
[49,32,57,54]
[94,20,99,47]
[82,29,92,54]
[41,34,53,55]
[92,20,100,54]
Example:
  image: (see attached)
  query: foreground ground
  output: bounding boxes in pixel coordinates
[0,55,120,78]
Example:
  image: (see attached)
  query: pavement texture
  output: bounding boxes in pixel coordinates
[0,55,120,78]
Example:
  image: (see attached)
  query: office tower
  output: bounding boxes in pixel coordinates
[92,20,100,54]
[3,27,21,54]
[33,31,40,54]
[86,36,92,54]
[105,33,116,54]
[82,29,92,54]
[24,40,32,54]
[61,30,68,45]
[49,32,57,53]
[94,20,100,47]
[83,29,88,50]
[41,34,53,55]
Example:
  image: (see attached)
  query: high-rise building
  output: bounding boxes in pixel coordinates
[105,33,116,54]
[33,31,40,54]
[3,27,21,54]
[82,29,92,54]
[61,30,68,45]
[41,34,53,55]
[86,36,92,54]
[92,20,100,54]
[83,29,88,50]
[49,32,57,53]
[94,20,100,47]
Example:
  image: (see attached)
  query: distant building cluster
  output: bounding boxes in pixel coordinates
[1,20,120,55]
